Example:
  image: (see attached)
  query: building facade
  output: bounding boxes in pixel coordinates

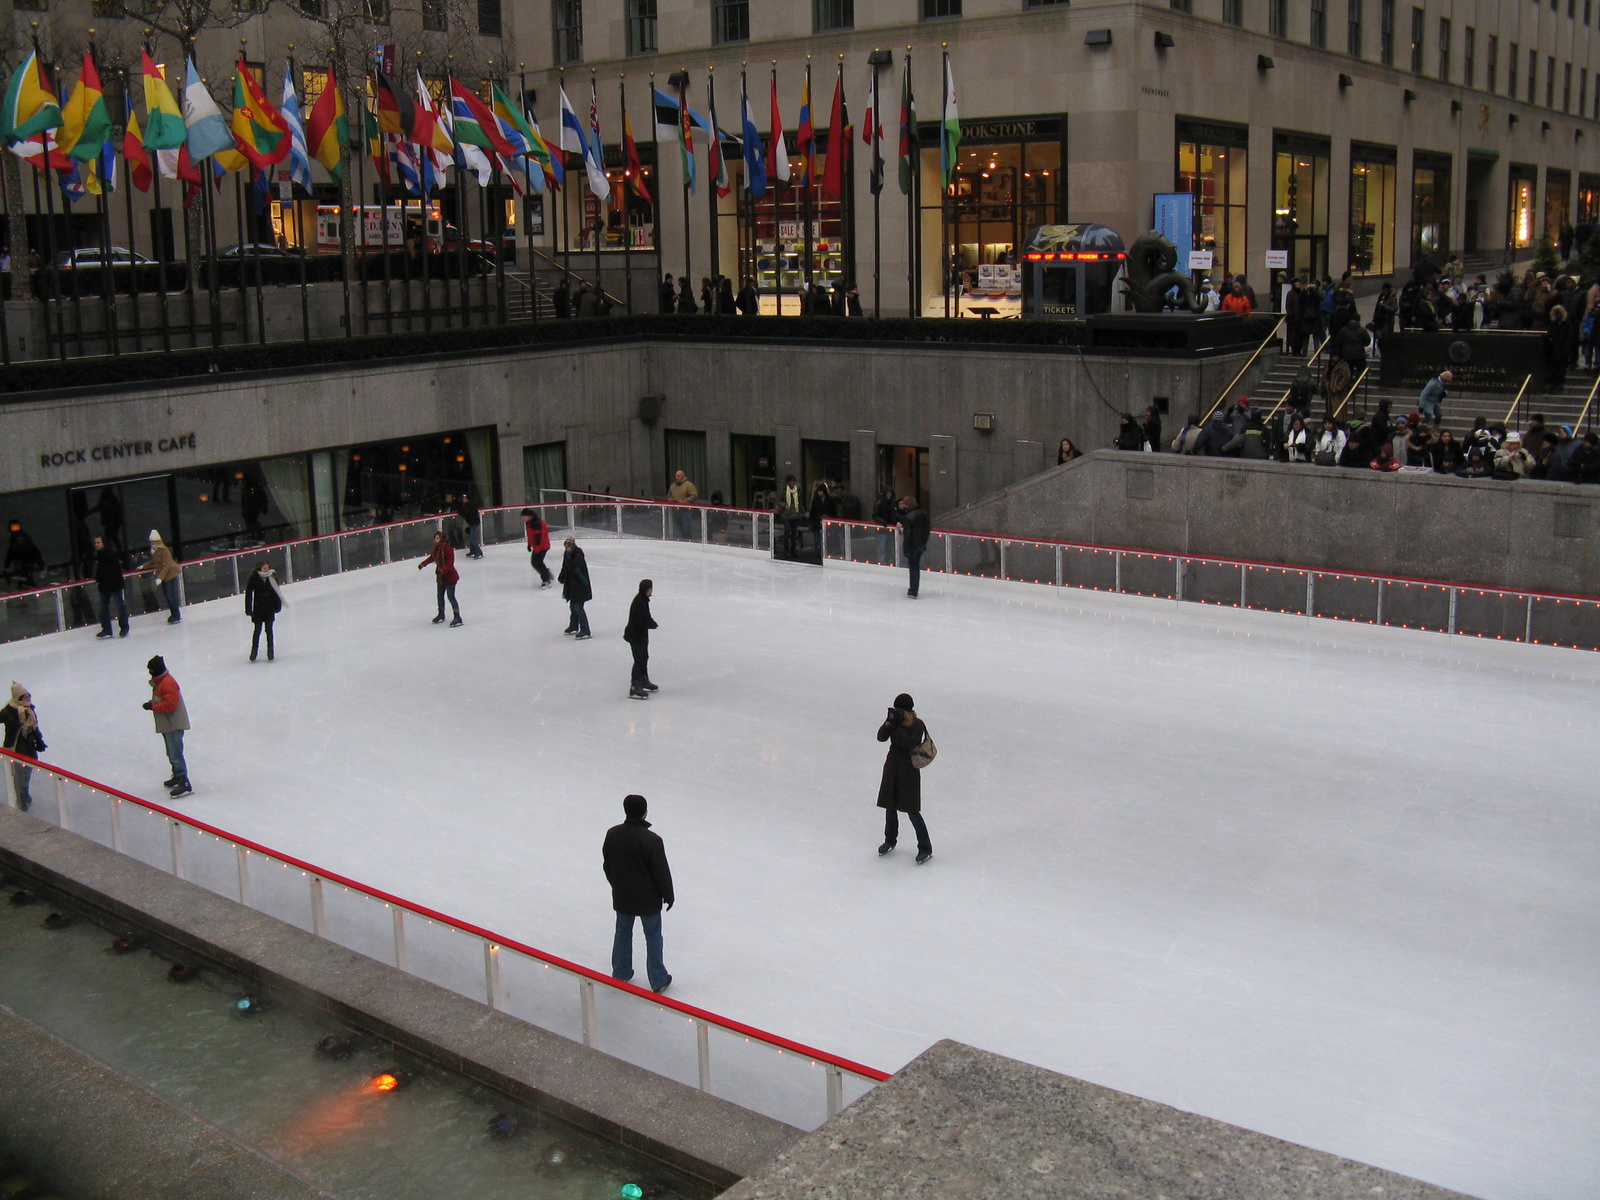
[5,0,1600,317]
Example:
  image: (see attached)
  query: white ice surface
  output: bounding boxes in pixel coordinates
[2,541,1596,1200]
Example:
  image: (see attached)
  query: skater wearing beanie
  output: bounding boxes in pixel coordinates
[877,692,934,863]
[144,530,182,624]
[623,579,658,699]
[522,509,554,586]
[418,531,462,626]
[603,794,674,993]
[141,656,191,798]
[1,682,45,812]
[558,537,592,638]
[244,560,284,661]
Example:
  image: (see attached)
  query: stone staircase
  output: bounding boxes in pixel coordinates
[1242,347,1599,432]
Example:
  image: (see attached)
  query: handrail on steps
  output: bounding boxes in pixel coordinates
[1201,312,1287,426]
[1575,372,1600,434]
[1264,333,1333,422]
[1501,374,1535,429]
[1331,365,1371,422]
[525,246,627,309]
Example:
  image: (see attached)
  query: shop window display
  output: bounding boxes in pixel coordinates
[1348,147,1396,277]
[1177,121,1248,280]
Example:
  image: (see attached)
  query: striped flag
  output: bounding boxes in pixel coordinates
[0,50,61,142]
[280,64,314,190]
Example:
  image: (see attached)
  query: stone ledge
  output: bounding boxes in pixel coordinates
[722,1039,1482,1200]
[0,807,800,1192]
[0,1002,339,1200]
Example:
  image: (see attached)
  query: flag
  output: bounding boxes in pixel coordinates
[372,70,410,137]
[623,109,649,202]
[58,156,86,204]
[864,64,884,196]
[677,77,695,195]
[390,134,420,195]
[58,52,112,162]
[525,93,561,189]
[123,111,152,191]
[89,137,117,195]
[306,68,347,181]
[253,167,271,213]
[588,77,611,200]
[492,81,546,191]
[559,81,607,200]
[280,65,313,190]
[940,53,960,190]
[183,58,234,160]
[8,132,73,175]
[449,77,518,159]
[706,74,730,200]
[140,53,186,150]
[439,81,494,187]
[0,50,61,143]
[796,68,813,187]
[897,55,917,196]
[767,71,790,186]
[360,91,387,181]
[820,68,849,204]
[173,143,202,209]
[412,71,448,195]
[230,59,289,170]
[740,73,765,199]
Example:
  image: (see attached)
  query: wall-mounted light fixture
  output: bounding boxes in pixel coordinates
[973,412,996,432]
[1508,113,1519,128]
[1403,88,1417,104]
[1338,73,1353,90]
[1450,99,1462,114]
[1154,31,1175,50]
[867,48,893,67]
[1541,120,1552,134]
[1085,28,1113,46]
[1257,54,1275,72]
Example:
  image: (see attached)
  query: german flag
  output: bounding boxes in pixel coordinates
[373,69,435,148]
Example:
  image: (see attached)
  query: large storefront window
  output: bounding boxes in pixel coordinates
[1579,173,1600,224]
[1272,131,1330,281]
[556,144,657,254]
[735,126,855,315]
[1176,118,1249,279]
[0,428,498,594]
[1348,143,1397,277]
[1411,150,1452,265]
[1508,165,1537,250]
[918,115,1066,317]
[1545,167,1572,241]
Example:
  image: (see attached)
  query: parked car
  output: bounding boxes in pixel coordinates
[217,243,304,258]
[52,246,153,269]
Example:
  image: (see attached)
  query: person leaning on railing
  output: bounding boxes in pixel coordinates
[145,531,183,624]
[1,682,44,812]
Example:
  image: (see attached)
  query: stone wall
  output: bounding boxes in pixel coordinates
[0,338,1265,518]
[938,451,1600,597]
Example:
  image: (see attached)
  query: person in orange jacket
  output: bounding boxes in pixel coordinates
[418,531,462,626]
[521,508,553,587]
[141,656,191,798]
[1220,281,1254,316]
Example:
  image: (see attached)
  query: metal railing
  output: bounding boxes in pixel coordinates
[1202,312,1287,425]
[0,748,884,1129]
[822,519,1600,652]
[0,499,775,647]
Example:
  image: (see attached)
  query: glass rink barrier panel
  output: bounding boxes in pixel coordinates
[2,500,773,649]
[2,755,887,1132]
[820,521,1600,653]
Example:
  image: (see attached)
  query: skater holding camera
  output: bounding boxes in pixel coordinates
[876,692,935,864]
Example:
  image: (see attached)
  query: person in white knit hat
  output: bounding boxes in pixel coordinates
[144,530,182,624]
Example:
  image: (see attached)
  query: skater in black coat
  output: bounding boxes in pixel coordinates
[243,560,284,661]
[603,794,674,992]
[877,692,932,862]
[558,538,592,638]
[623,579,658,698]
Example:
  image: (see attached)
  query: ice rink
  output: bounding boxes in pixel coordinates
[2,538,1596,1200]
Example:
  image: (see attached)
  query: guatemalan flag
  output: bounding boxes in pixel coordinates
[740,74,766,199]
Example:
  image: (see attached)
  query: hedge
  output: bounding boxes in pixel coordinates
[0,312,1282,398]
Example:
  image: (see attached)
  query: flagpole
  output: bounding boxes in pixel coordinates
[705,67,719,307]
[121,70,145,351]
[802,58,814,308]
[143,41,174,352]
[589,69,602,303]
[870,52,881,319]
[619,73,632,315]
[908,46,920,320]
[232,168,250,341]
[558,69,570,285]
[337,70,354,338]
[937,52,947,321]
[520,68,538,321]
[649,70,659,310]
[676,68,690,303]
[287,49,311,342]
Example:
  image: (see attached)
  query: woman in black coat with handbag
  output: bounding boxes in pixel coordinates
[243,560,284,661]
[558,537,592,638]
[877,692,933,864]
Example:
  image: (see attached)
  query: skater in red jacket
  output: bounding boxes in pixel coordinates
[418,531,462,626]
[522,508,553,587]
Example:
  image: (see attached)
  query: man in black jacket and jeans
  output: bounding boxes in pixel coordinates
[92,536,129,638]
[603,794,675,993]
[898,497,931,598]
